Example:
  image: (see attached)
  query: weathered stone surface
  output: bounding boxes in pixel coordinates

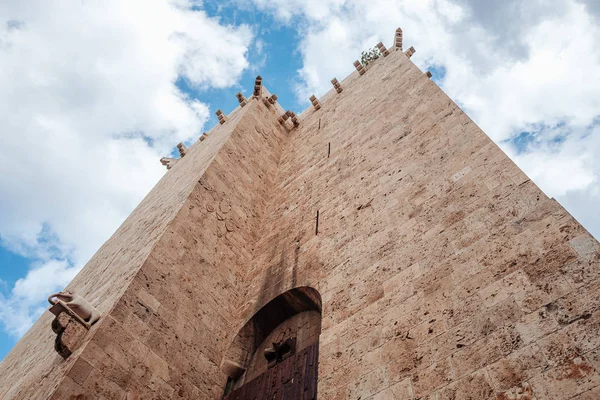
[55,317,88,359]
[1,30,599,400]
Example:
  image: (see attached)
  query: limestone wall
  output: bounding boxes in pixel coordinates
[48,100,289,398]
[0,97,283,399]
[242,47,600,399]
[2,33,600,400]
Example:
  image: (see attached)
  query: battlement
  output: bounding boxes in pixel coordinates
[160,27,430,169]
[7,26,597,400]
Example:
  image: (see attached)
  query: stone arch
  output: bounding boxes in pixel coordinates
[221,286,322,395]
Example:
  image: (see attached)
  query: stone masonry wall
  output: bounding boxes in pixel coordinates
[0,96,287,399]
[2,32,600,400]
[241,46,600,399]
[0,97,251,400]
[47,100,289,399]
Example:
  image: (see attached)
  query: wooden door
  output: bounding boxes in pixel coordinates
[224,342,319,400]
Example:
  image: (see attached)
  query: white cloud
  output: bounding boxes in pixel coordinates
[2,0,599,345]
[0,0,252,336]
[249,0,346,23]
[0,260,77,337]
[245,0,600,239]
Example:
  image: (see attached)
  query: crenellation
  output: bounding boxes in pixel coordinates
[376,41,389,57]
[405,46,416,58]
[236,92,247,107]
[253,75,262,97]
[331,77,343,93]
[216,109,227,124]
[176,142,187,157]
[262,93,278,108]
[278,111,289,124]
[394,27,403,50]
[353,60,366,75]
[286,110,300,127]
[3,26,599,400]
[309,94,322,110]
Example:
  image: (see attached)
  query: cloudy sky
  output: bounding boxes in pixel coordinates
[0,0,599,359]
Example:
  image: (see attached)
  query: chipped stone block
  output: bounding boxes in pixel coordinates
[52,312,72,334]
[137,289,161,314]
[570,234,599,260]
[48,301,91,359]
[55,318,87,359]
[451,166,472,182]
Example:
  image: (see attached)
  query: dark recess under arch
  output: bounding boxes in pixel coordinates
[221,286,322,399]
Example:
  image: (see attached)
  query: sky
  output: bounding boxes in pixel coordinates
[0,0,599,360]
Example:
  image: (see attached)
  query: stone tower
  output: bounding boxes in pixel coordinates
[1,28,600,400]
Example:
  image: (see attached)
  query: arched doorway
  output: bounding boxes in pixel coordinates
[221,287,322,399]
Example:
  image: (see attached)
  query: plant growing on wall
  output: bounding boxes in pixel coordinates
[360,46,381,66]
